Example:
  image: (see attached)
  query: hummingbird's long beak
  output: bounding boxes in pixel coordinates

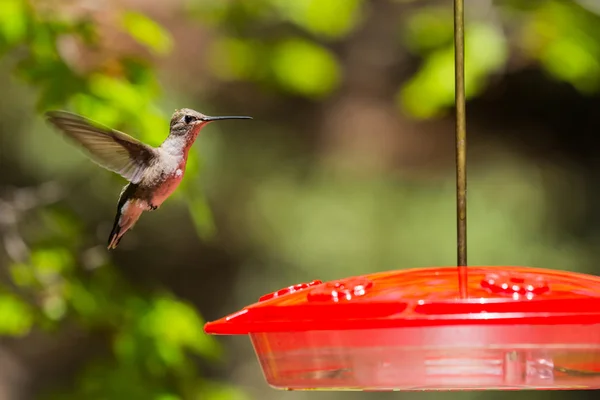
[202,115,252,122]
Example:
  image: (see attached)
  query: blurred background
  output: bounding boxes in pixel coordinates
[0,0,599,399]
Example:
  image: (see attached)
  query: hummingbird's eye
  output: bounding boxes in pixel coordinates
[184,115,196,124]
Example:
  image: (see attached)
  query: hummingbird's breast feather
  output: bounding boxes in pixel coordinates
[139,152,186,207]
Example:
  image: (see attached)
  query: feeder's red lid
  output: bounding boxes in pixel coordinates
[204,266,600,334]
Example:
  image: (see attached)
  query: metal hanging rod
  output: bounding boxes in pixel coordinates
[454,0,468,298]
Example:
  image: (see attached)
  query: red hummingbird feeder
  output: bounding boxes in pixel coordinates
[204,0,600,391]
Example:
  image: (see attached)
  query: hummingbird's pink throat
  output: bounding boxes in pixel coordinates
[184,122,206,149]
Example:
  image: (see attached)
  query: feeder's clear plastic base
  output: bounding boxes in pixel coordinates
[250,327,600,391]
[207,267,600,390]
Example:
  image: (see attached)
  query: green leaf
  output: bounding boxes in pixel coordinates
[0,293,33,336]
[399,23,508,118]
[522,2,600,94]
[140,296,221,362]
[271,39,341,98]
[403,7,454,54]
[120,12,172,55]
[398,47,454,118]
[88,74,146,114]
[31,247,74,277]
[541,36,600,93]
[0,0,28,45]
[70,94,122,127]
[273,0,363,39]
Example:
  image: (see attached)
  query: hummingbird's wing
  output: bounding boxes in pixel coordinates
[45,111,158,184]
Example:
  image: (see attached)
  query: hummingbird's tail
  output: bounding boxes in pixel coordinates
[107,213,123,249]
[107,185,144,249]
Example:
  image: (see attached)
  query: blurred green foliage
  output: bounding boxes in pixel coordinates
[401,18,508,118]
[208,37,341,98]
[0,1,235,399]
[398,1,600,118]
[197,0,600,117]
[522,1,600,93]
[197,0,358,98]
[120,11,173,55]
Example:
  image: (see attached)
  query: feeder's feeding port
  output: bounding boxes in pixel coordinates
[204,266,600,391]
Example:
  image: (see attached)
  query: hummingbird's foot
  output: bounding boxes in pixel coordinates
[149,204,159,211]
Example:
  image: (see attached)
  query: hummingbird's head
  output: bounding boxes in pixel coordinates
[170,108,252,136]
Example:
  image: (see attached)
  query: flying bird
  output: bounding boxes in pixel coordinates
[46,109,252,249]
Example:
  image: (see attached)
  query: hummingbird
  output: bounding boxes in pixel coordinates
[45,108,252,249]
